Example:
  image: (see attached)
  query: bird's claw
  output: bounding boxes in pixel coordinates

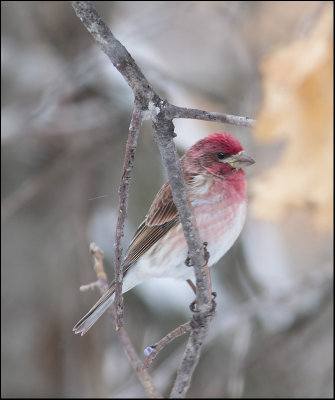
[210,294,217,315]
[185,254,192,267]
[189,299,197,312]
[202,241,210,264]
[185,242,210,267]
[189,291,217,313]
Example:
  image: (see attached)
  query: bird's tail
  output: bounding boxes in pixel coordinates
[73,285,115,336]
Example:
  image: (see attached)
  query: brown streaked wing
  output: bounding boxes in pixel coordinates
[145,173,198,226]
[146,181,178,226]
[122,173,198,274]
[122,217,179,271]
[122,180,180,272]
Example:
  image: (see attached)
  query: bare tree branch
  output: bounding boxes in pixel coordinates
[151,112,213,311]
[150,114,214,397]
[114,106,144,329]
[166,104,255,127]
[71,1,255,397]
[71,1,157,109]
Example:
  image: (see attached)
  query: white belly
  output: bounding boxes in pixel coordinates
[122,200,247,293]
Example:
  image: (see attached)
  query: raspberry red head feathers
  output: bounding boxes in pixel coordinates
[191,132,244,156]
[182,132,250,176]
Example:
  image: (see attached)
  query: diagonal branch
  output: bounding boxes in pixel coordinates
[143,322,192,368]
[71,1,157,109]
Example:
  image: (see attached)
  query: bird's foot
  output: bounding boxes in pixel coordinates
[202,241,210,265]
[185,242,210,267]
[185,254,192,267]
[189,291,217,313]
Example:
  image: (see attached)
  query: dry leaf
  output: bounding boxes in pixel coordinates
[251,4,333,233]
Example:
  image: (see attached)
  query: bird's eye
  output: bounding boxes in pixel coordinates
[217,152,228,160]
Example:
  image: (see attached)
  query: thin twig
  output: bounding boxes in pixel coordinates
[88,243,163,398]
[143,322,192,368]
[114,106,144,329]
[166,104,256,127]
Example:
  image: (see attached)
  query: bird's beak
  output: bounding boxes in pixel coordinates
[226,151,255,169]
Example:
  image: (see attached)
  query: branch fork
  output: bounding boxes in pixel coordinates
[71,1,255,397]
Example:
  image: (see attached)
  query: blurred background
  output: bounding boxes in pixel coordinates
[1,1,333,398]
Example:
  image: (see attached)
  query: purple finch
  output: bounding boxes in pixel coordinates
[74,132,254,335]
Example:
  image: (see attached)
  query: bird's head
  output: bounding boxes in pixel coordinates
[182,132,255,177]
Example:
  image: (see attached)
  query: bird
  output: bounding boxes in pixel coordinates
[73,132,255,335]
